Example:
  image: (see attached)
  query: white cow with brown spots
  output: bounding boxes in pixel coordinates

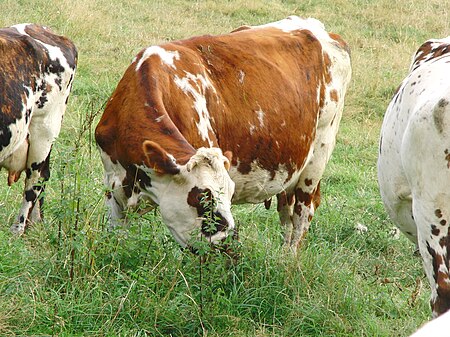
[378,37,450,317]
[95,16,351,251]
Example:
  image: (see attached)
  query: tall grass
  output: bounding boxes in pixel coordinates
[1,0,449,336]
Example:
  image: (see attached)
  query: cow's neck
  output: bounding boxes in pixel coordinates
[138,167,173,206]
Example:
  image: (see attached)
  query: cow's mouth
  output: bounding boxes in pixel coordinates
[186,227,240,260]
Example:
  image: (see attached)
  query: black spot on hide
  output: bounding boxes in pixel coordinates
[187,186,229,235]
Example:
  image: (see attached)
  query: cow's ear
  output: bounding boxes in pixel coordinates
[142,140,180,174]
[223,150,233,171]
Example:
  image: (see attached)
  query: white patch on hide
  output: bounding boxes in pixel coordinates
[230,161,302,204]
[174,71,216,146]
[252,16,332,43]
[135,46,180,71]
[238,70,245,84]
[256,108,264,127]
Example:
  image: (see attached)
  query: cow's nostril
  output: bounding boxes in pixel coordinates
[201,211,228,236]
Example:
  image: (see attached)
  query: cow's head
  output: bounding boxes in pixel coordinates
[143,141,236,248]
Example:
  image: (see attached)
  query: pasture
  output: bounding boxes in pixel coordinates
[1,0,449,336]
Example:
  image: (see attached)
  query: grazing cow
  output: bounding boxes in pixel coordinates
[0,24,77,235]
[95,16,351,251]
[378,37,450,317]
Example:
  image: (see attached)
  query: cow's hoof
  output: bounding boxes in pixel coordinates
[10,224,25,236]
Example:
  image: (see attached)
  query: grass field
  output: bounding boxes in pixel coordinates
[1,0,450,336]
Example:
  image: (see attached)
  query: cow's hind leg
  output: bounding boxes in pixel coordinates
[30,150,51,222]
[276,178,322,252]
[399,97,450,316]
[10,89,67,234]
[289,182,321,251]
[413,198,450,317]
[10,115,60,235]
[277,191,295,245]
[10,147,54,234]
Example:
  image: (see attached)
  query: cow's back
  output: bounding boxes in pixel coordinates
[180,28,326,174]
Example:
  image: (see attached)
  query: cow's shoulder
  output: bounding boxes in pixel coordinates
[95,47,196,167]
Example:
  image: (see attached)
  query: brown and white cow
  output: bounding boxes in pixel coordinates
[0,24,77,235]
[378,37,450,317]
[95,16,351,251]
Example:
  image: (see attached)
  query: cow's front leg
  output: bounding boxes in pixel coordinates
[100,152,138,229]
[105,183,129,229]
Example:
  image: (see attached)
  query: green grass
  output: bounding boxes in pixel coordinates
[1,0,449,336]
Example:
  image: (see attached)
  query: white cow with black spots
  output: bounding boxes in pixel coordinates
[378,36,450,317]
